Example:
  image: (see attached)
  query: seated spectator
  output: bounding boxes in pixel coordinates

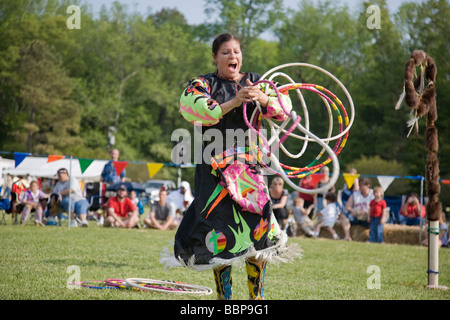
[292,197,315,237]
[20,180,48,226]
[166,181,194,216]
[52,168,90,227]
[11,176,29,223]
[399,193,426,226]
[344,177,374,225]
[104,184,139,228]
[129,190,144,215]
[338,178,374,241]
[316,166,335,214]
[269,177,289,229]
[144,189,177,230]
[0,174,12,213]
[46,193,62,226]
[314,192,340,240]
[298,175,315,219]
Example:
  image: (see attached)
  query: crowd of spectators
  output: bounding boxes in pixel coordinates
[1,159,448,248]
[269,167,449,247]
[0,149,194,230]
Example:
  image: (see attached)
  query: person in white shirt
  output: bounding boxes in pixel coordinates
[314,192,340,239]
[52,168,90,227]
[166,181,194,217]
[345,177,374,224]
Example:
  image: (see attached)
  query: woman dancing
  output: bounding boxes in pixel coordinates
[166,33,298,300]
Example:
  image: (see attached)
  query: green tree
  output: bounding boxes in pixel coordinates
[199,0,283,49]
[273,1,360,169]
[395,0,450,205]
[345,0,408,166]
[16,39,82,154]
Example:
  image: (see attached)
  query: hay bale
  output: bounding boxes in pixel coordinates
[292,221,427,245]
[383,224,426,245]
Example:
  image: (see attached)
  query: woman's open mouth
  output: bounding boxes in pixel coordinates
[228,63,238,72]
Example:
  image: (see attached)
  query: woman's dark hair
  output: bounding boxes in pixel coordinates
[212,33,241,55]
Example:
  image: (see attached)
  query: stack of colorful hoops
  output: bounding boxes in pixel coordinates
[243,63,355,194]
[69,278,212,295]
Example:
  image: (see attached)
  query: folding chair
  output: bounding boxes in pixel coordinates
[45,194,62,226]
[20,198,48,226]
[85,182,106,221]
[0,193,12,224]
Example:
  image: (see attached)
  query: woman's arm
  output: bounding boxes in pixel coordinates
[179,77,222,126]
[257,80,293,121]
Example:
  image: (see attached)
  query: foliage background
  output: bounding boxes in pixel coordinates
[1,0,449,204]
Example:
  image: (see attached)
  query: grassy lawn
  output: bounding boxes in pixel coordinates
[0,220,449,301]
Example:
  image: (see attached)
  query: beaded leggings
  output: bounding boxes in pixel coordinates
[213,258,267,300]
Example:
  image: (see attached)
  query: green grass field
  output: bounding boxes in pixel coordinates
[0,219,449,301]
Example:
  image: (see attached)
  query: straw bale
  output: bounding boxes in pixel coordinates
[294,222,427,246]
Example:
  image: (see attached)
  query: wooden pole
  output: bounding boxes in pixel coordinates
[398,50,447,290]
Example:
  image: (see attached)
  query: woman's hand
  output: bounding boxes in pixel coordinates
[220,79,269,115]
[243,79,269,107]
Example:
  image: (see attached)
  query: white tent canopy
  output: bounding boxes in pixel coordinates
[2,156,108,181]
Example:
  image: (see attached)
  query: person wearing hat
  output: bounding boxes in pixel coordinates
[52,168,90,227]
[104,184,139,228]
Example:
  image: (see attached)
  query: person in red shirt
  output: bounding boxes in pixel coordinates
[399,193,426,226]
[298,175,316,219]
[104,184,139,228]
[368,186,388,243]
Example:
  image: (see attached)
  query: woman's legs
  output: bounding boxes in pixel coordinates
[246,258,266,300]
[213,258,267,300]
[213,264,233,300]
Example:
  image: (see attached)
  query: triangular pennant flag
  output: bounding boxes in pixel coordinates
[113,161,128,176]
[440,179,450,185]
[78,158,95,174]
[310,173,326,187]
[14,152,31,168]
[377,176,396,192]
[47,155,65,163]
[147,163,164,178]
[343,173,360,189]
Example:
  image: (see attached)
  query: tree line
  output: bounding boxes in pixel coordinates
[0,0,449,201]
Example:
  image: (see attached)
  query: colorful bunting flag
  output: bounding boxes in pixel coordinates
[47,155,65,163]
[343,173,360,189]
[78,158,95,174]
[113,161,128,176]
[441,179,450,185]
[310,173,326,187]
[377,176,396,192]
[147,163,164,178]
[14,152,31,168]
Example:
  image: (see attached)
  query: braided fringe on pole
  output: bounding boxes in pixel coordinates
[396,51,447,290]
[396,50,441,222]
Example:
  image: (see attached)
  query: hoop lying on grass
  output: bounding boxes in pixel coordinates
[69,278,213,295]
[125,278,213,295]
[69,280,118,290]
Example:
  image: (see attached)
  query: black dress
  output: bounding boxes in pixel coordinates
[162,71,299,270]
